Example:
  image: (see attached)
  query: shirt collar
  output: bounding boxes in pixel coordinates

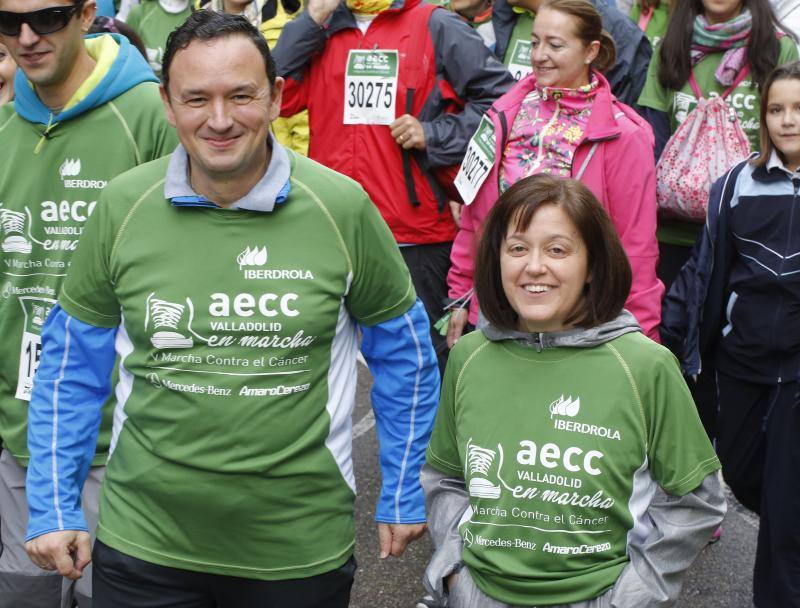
[766,149,800,178]
[164,134,292,212]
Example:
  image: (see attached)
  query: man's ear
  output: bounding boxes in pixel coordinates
[268,76,285,123]
[80,1,98,33]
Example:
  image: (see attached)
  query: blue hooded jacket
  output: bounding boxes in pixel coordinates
[13,33,157,127]
[96,0,117,17]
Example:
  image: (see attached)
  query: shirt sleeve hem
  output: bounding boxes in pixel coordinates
[356,279,417,327]
[661,458,721,497]
[60,289,120,329]
[426,450,462,477]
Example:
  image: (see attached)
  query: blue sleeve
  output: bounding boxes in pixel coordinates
[26,305,117,541]
[360,298,440,524]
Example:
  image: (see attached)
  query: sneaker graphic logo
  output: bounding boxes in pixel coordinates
[59,158,81,179]
[0,209,33,254]
[146,372,162,388]
[549,394,580,419]
[466,439,502,499]
[145,293,194,349]
[237,246,268,269]
[31,303,51,327]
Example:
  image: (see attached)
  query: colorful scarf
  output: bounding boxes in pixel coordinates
[500,77,598,190]
[691,10,751,86]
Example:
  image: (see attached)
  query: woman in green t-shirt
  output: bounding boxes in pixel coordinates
[422,174,725,608]
[638,0,797,283]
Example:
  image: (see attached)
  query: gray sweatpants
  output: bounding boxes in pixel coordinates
[450,566,613,608]
[0,449,104,608]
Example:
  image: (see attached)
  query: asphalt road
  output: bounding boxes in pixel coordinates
[348,364,760,608]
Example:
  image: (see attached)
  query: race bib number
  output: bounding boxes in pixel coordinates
[508,40,533,81]
[15,297,55,401]
[344,50,398,125]
[455,116,496,205]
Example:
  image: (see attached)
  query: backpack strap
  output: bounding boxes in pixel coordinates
[401,3,439,208]
[637,7,653,33]
[721,65,750,99]
[689,64,750,100]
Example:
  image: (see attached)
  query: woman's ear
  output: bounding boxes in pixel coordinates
[585,40,600,65]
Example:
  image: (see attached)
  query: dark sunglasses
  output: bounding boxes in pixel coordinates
[0,2,85,37]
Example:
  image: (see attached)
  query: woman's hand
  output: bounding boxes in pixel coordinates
[447,308,468,348]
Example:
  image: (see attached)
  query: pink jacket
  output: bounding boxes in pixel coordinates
[448,71,663,340]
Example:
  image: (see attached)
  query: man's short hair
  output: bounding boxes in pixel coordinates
[161,10,276,93]
[474,174,632,332]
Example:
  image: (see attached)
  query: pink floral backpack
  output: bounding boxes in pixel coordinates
[656,67,752,221]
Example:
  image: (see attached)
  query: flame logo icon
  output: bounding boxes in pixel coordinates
[237,246,268,269]
[59,158,81,178]
[549,394,580,419]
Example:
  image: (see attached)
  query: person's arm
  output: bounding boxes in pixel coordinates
[360,298,440,556]
[603,125,664,340]
[640,106,671,161]
[421,11,514,168]
[272,0,341,116]
[446,202,480,346]
[610,473,726,607]
[421,464,469,603]
[25,305,117,579]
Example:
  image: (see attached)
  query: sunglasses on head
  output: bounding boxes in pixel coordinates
[0,1,85,37]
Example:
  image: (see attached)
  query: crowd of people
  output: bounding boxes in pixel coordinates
[0,0,799,607]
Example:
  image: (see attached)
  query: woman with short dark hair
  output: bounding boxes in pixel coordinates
[423,174,725,608]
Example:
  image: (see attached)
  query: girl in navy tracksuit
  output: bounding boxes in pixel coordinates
[661,60,800,608]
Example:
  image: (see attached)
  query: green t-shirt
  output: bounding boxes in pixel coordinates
[629,3,669,49]
[126,0,193,76]
[0,82,177,465]
[427,331,720,606]
[638,36,798,245]
[503,11,535,81]
[59,151,416,579]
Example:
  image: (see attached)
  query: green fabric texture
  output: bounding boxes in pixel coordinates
[126,0,193,75]
[427,330,720,605]
[638,35,798,245]
[0,82,177,465]
[59,151,416,579]
[629,3,669,48]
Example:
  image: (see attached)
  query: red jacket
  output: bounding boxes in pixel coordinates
[275,0,514,244]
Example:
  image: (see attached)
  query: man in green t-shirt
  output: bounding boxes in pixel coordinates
[23,10,439,607]
[0,0,177,606]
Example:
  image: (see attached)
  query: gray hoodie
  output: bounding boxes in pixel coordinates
[422,312,727,607]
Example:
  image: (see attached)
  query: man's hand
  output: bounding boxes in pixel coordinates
[446,308,468,349]
[377,523,426,558]
[25,530,91,581]
[390,115,426,151]
[307,0,341,25]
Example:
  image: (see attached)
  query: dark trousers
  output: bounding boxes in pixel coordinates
[716,372,800,607]
[658,241,718,440]
[92,541,356,608]
[400,242,452,377]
